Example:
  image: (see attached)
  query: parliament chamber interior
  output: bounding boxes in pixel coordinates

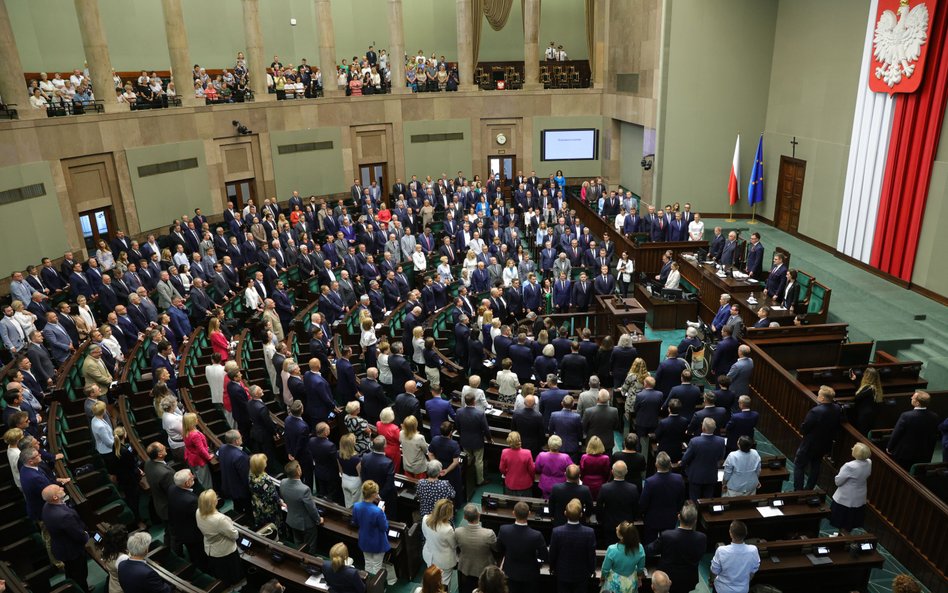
[0,1,946,593]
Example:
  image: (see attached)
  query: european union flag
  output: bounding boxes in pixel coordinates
[748,134,764,205]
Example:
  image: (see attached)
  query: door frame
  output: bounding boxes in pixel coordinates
[225,178,256,211]
[77,206,116,253]
[487,154,516,187]
[775,155,806,233]
[359,162,388,189]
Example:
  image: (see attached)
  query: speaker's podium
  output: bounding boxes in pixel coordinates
[597,295,647,339]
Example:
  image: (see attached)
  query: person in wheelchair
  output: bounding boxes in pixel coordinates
[678,327,703,365]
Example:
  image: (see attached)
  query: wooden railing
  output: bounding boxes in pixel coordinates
[744,340,948,592]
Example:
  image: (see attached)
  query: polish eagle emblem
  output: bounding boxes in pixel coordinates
[873,0,930,88]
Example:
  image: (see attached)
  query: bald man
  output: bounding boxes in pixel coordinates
[42,484,90,592]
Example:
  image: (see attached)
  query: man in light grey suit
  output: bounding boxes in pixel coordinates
[456,504,498,593]
[0,305,26,353]
[726,345,754,398]
[400,230,417,262]
[552,253,571,280]
[156,271,183,310]
[280,460,323,552]
[338,271,357,308]
[582,389,621,453]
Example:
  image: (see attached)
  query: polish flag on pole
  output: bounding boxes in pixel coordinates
[728,134,741,206]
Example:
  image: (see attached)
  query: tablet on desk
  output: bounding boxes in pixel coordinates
[394,480,405,488]
[388,529,400,539]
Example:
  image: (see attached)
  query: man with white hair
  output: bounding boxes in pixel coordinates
[167,469,208,568]
[118,532,171,593]
[582,389,620,453]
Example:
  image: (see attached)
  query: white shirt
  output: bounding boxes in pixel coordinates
[688,220,705,241]
[162,411,185,449]
[244,287,262,310]
[7,447,21,490]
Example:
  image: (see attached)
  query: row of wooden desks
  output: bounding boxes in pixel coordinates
[234,522,385,593]
[697,490,830,550]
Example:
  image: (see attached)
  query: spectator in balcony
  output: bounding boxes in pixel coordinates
[29,88,48,110]
[416,66,427,92]
[193,81,205,100]
[349,72,363,97]
[204,83,219,103]
[235,51,247,75]
[167,81,177,99]
[426,61,438,91]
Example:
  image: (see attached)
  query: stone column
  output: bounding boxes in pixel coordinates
[242,0,273,101]
[74,0,121,113]
[592,0,610,89]
[523,0,541,90]
[160,0,199,106]
[314,0,340,96]
[455,0,475,90]
[0,0,41,119]
[387,0,409,94]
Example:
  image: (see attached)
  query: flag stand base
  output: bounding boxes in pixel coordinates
[748,204,759,224]
[726,207,736,223]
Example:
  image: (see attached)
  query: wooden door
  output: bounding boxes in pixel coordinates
[78,206,116,252]
[775,156,806,233]
[225,179,256,210]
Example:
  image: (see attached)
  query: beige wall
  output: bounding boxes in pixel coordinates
[125,141,212,232]
[620,122,645,196]
[402,119,474,182]
[270,127,346,199]
[0,162,70,278]
[655,0,778,212]
[911,114,948,297]
[761,0,868,244]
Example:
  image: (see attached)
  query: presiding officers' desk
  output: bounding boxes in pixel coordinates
[677,253,761,323]
[311,498,422,581]
[595,295,647,335]
[633,283,698,330]
[750,534,884,593]
[697,490,830,549]
[234,523,385,593]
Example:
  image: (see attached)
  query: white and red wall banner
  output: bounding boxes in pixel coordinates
[837,0,946,282]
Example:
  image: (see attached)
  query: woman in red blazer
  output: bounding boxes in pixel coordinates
[209,317,229,361]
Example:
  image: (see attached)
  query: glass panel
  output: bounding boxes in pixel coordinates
[79,214,93,238]
[374,165,383,187]
[488,158,500,179]
[502,158,513,181]
[360,167,371,188]
[226,183,237,199]
[95,210,109,234]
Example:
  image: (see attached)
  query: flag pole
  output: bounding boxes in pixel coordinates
[748,203,758,224]
[727,205,735,223]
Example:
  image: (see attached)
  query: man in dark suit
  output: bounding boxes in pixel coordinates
[596,461,639,546]
[119,532,172,593]
[559,341,589,390]
[456,392,491,486]
[681,417,726,501]
[218,430,251,513]
[387,344,413,399]
[308,422,341,503]
[497,502,548,593]
[725,395,759,452]
[569,273,593,312]
[655,399,689,463]
[248,385,280,468]
[887,390,940,471]
[549,499,597,593]
[167,469,208,570]
[664,369,702,422]
[763,253,788,300]
[711,326,739,380]
[509,334,535,383]
[688,392,729,438]
[360,436,396,517]
[640,452,687,544]
[334,347,359,403]
[708,227,725,261]
[304,358,336,425]
[359,368,390,425]
[393,381,421,425]
[582,390,620,453]
[633,376,664,451]
[454,316,471,370]
[792,386,842,490]
[143,442,176,525]
[284,401,313,488]
[720,231,738,266]
[655,347,688,403]
[539,377,569,428]
[511,394,546,457]
[744,232,764,278]
[646,503,707,593]
[549,465,593,526]
[41,484,90,592]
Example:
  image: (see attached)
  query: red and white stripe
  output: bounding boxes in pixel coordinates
[728,135,741,206]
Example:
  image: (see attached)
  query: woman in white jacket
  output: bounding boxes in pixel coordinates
[829,442,872,535]
[421,499,457,588]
